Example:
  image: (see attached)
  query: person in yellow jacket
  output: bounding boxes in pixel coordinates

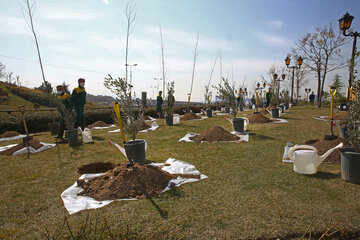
[55,85,72,139]
[71,78,86,130]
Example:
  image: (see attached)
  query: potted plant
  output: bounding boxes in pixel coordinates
[104,74,146,164]
[214,78,246,132]
[165,81,175,126]
[340,78,360,184]
[58,101,78,146]
[204,85,213,117]
[269,88,280,118]
[283,90,290,110]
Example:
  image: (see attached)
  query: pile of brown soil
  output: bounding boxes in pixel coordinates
[1,139,43,156]
[78,163,176,200]
[78,162,115,174]
[144,116,151,120]
[247,113,272,123]
[0,131,20,138]
[190,125,239,142]
[180,112,201,121]
[88,121,109,128]
[304,137,351,164]
[139,122,151,130]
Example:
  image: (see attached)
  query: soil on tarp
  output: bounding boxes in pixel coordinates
[259,109,269,115]
[88,121,109,129]
[247,113,272,124]
[0,131,21,138]
[77,163,187,201]
[180,112,201,121]
[1,139,43,156]
[190,125,239,142]
[78,162,116,175]
[304,137,351,164]
[139,122,151,130]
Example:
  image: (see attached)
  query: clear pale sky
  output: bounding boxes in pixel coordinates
[0,0,359,101]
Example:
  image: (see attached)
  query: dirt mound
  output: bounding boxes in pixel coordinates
[304,137,351,164]
[247,113,272,123]
[1,139,43,156]
[88,121,109,128]
[190,125,239,142]
[139,122,151,130]
[0,131,20,138]
[78,162,115,174]
[78,163,176,200]
[180,112,201,121]
[144,116,151,120]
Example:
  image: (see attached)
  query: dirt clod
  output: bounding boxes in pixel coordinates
[247,113,272,123]
[78,162,116,174]
[190,125,239,142]
[0,131,20,138]
[88,121,109,128]
[1,139,43,156]
[180,112,201,121]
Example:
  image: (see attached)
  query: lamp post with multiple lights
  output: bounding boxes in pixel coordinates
[285,56,303,104]
[257,82,266,108]
[338,11,359,102]
[273,73,286,106]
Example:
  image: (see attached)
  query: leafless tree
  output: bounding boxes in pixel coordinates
[294,66,309,101]
[187,32,199,111]
[292,23,346,107]
[124,0,136,84]
[7,72,13,84]
[22,0,46,84]
[159,25,167,100]
[16,75,21,87]
[0,62,6,79]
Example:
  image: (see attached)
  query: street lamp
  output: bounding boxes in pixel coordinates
[125,63,137,92]
[154,77,162,93]
[338,11,359,102]
[257,82,266,108]
[305,88,311,101]
[273,73,286,105]
[285,55,303,104]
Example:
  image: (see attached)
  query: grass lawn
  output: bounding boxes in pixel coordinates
[0,105,359,239]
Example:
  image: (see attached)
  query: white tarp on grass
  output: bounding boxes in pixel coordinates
[91,124,116,130]
[145,116,156,122]
[0,135,26,142]
[0,142,56,155]
[270,118,289,123]
[109,121,159,133]
[61,158,207,215]
[179,131,249,143]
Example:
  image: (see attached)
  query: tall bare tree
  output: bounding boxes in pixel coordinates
[292,23,345,107]
[159,25,167,100]
[294,66,309,101]
[22,0,46,85]
[124,0,136,85]
[187,32,199,111]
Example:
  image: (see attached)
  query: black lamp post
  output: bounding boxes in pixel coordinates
[285,56,303,104]
[273,73,286,106]
[338,12,359,102]
[305,88,311,101]
[257,82,266,108]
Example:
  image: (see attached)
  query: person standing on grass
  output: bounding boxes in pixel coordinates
[156,91,163,118]
[55,85,72,139]
[71,78,86,130]
[266,89,272,107]
[309,92,315,104]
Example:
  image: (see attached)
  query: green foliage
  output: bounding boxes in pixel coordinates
[204,85,212,108]
[347,80,360,152]
[331,74,345,97]
[165,81,175,115]
[35,80,54,94]
[104,74,143,141]
[0,84,9,96]
[213,78,238,117]
[283,90,290,104]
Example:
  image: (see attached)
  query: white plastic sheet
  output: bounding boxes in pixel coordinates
[92,124,116,130]
[282,142,294,163]
[61,158,207,214]
[179,131,249,143]
[144,116,156,122]
[0,142,56,155]
[270,118,289,123]
[0,134,26,142]
[109,122,159,133]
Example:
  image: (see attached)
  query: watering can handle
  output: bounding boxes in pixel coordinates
[242,117,249,125]
[288,145,317,162]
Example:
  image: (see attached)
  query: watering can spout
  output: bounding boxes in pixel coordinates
[318,143,344,166]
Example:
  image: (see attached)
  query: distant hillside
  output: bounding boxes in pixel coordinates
[86,94,116,106]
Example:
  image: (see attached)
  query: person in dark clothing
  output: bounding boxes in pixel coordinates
[309,92,315,104]
[55,85,72,139]
[266,89,272,107]
[71,78,86,130]
[156,91,163,118]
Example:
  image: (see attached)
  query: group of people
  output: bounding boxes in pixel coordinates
[155,91,175,117]
[55,78,87,139]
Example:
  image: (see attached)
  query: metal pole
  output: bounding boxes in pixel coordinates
[291,67,295,103]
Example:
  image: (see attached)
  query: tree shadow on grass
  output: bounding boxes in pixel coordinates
[92,136,106,141]
[148,198,168,219]
[250,133,276,140]
[306,171,340,179]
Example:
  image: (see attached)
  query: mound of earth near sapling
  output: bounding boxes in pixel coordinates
[259,109,269,115]
[88,121,109,128]
[78,162,116,174]
[78,163,178,200]
[1,139,43,156]
[139,121,151,130]
[180,112,201,121]
[190,125,239,142]
[247,113,272,123]
[304,137,351,164]
[0,131,20,138]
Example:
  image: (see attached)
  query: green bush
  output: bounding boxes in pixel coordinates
[0,84,9,96]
